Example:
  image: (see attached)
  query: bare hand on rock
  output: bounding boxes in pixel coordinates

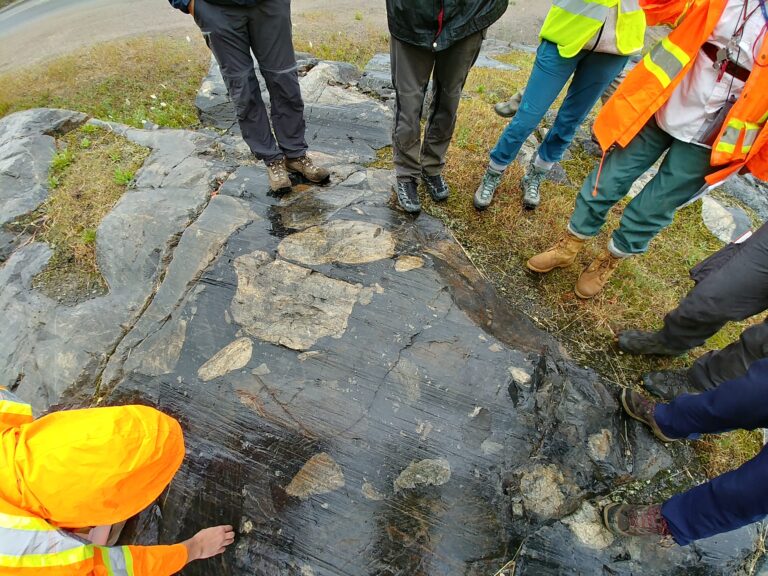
[183,525,235,563]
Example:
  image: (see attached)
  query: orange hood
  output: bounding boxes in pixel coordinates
[4,405,184,528]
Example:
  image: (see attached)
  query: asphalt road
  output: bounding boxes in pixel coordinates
[0,0,551,72]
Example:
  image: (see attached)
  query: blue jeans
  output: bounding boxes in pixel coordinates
[489,40,627,169]
[654,357,768,546]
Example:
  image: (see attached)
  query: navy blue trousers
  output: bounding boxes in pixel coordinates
[654,357,768,545]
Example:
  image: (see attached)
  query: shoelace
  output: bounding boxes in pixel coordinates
[398,182,419,203]
[268,162,288,179]
[525,171,545,195]
[480,173,501,200]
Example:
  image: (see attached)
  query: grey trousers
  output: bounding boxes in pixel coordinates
[660,222,768,388]
[391,33,484,180]
[194,0,307,162]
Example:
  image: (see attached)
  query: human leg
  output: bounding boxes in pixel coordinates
[568,117,672,240]
[391,37,435,182]
[537,51,627,164]
[661,221,768,349]
[422,31,484,176]
[662,444,768,545]
[195,0,281,161]
[609,137,712,256]
[488,41,578,171]
[248,0,308,160]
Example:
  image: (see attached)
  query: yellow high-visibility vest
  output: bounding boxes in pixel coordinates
[540,0,646,58]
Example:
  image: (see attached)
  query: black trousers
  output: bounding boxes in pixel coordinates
[661,222,768,388]
[194,0,307,162]
[391,33,484,180]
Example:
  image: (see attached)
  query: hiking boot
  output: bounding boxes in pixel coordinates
[643,370,709,402]
[395,179,421,213]
[603,503,671,538]
[494,90,524,118]
[574,250,622,299]
[421,172,450,201]
[620,389,675,442]
[526,232,585,273]
[474,167,504,210]
[521,164,548,210]
[265,158,292,194]
[285,155,331,183]
[618,330,688,356]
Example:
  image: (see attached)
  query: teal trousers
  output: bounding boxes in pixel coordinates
[569,117,715,255]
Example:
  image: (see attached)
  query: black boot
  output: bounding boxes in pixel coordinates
[618,330,688,356]
[642,370,711,401]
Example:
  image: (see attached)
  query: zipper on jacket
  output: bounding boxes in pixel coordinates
[433,0,444,49]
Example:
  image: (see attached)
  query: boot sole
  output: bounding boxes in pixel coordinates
[620,389,675,443]
[574,286,596,299]
[526,260,571,274]
[287,171,331,184]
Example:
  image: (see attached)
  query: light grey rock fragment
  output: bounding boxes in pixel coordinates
[394,458,452,492]
[277,220,395,265]
[231,252,362,350]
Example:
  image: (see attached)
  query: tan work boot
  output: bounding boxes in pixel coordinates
[285,155,331,183]
[575,250,623,299]
[265,158,292,194]
[526,232,585,273]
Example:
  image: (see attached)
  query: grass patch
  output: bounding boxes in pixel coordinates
[294,26,389,69]
[9,125,149,304]
[0,35,210,128]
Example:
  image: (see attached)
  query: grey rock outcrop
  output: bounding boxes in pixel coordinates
[2,61,764,576]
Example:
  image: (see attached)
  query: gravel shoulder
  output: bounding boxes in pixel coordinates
[0,0,550,72]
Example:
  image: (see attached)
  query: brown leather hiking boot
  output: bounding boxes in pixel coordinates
[285,155,330,183]
[526,232,585,273]
[574,250,622,299]
[603,503,671,538]
[265,158,292,194]
[620,389,675,442]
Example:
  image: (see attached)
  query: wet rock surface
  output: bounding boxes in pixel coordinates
[2,64,765,576]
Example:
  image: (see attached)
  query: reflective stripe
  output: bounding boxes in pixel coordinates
[760,110,768,124]
[552,0,610,21]
[644,38,690,87]
[0,545,93,568]
[0,512,55,531]
[743,122,762,152]
[619,0,641,12]
[102,546,135,576]
[0,526,84,556]
[0,399,33,418]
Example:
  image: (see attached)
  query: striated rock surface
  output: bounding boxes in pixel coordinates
[1,60,765,576]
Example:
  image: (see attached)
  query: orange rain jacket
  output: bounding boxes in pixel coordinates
[594,0,768,185]
[0,388,188,575]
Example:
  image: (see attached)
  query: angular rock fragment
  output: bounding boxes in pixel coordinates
[197,337,253,382]
[520,464,577,521]
[394,255,424,272]
[277,220,395,266]
[394,458,452,492]
[285,453,345,500]
[231,251,362,350]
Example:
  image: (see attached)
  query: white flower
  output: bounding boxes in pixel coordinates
[150,94,157,100]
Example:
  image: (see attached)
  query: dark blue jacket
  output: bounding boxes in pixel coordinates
[169,0,259,13]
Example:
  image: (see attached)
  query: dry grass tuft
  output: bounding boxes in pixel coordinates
[294,26,389,69]
[0,35,210,128]
[11,124,149,304]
